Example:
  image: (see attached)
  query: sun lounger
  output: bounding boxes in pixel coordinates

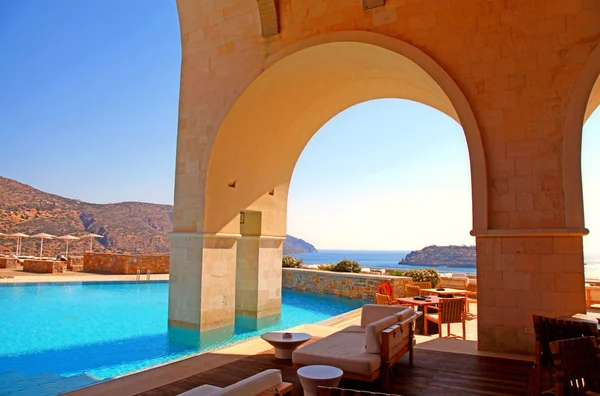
[178,369,291,396]
[293,305,420,389]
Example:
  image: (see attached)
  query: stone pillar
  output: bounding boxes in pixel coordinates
[477,235,586,354]
[168,233,238,345]
[235,211,283,330]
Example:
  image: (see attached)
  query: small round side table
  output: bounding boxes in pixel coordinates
[297,365,343,396]
[260,332,311,359]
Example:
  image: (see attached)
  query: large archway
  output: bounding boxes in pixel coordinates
[204,32,487,237]
[172,31,488,339]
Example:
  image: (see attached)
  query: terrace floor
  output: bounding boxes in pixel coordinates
[136,344,533,396]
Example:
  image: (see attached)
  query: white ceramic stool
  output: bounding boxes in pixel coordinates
[297,365,343,396]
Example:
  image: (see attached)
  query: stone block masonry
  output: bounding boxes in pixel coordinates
[282,268,412,302]
[83,252,170,275]
[22,259,65,274]
[0,257,20,269]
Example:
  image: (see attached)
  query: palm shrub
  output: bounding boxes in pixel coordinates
[330,258,362,273]
[388,268,440,287]
[282,255,303,268]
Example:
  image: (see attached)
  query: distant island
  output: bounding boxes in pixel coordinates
[399,245,476,267]
[0,176,317,255]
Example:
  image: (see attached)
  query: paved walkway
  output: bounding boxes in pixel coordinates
[0,268,169,283]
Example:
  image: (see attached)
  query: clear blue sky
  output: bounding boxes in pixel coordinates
[1,1,599,252]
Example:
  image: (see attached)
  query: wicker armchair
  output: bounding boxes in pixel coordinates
[549,336,600,396]
[466,282,477,314]
[531,315,600,396]
[424,297,466,339]
[375,293,399,305]
[405,285,420,298]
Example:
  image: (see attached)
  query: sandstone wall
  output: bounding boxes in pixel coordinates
[23,259,64,274]
[282,268,412,302]
[83,252,170,274]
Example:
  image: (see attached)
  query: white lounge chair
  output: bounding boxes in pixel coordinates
[293,304,420,390]
[178,369,291,396]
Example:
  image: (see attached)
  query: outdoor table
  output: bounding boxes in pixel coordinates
[421,288,469,297]
[297,365,343,396]
[396,296,440,335]
[261,332,312,359]
[556,313,600,332]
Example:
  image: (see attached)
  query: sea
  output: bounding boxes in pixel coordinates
[292,249,600,279]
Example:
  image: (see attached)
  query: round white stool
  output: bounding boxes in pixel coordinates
[297,365,343,396]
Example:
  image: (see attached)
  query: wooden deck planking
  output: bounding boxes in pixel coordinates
[137,347,532,396]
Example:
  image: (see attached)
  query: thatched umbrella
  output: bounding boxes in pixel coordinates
[56,235,80,258]
[31,233,56,258]
[80,233,103,252]
[8,233,29,256]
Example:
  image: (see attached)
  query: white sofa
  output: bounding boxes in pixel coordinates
[178,369,289,396]
[292,304,419,389]
[440,273,470,289]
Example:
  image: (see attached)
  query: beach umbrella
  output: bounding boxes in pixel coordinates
[56,235,80,258]
[31,233,56,258]
[80,233,102,252]
[8,233,29,256]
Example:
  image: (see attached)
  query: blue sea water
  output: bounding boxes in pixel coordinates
[293,249,600,278]
[0,282,365,384]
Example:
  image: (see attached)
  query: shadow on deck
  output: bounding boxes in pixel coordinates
[138,347,532,396]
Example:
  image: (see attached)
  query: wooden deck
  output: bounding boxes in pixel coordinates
[138,347,533,396]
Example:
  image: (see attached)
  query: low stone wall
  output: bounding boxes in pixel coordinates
[282,268,412,302]
[22,259,65,274]
[67,256,83,271]
[0,257,20,269]
[83,252,170,274]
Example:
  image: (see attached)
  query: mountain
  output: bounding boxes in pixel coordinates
[282,234,318,255]
[399,245,476,267]
[0,176,316,256]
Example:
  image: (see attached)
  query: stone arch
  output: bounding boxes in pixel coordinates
[563,41,600,231]
[204,31,487,237]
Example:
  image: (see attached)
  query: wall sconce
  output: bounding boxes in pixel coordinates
[240,212,246,224]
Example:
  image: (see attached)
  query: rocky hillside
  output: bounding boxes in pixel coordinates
[0,176,315,256]
[282,235,318,255]
[399,245,476,267]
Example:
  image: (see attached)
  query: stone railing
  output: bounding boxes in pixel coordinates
[282,268,412,302]
[83,252,170,275]
[22,259,65,273]
[0,257,20,269]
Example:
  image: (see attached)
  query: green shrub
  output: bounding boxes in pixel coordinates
[282,255,303,268]
[317,264,334,271]
[330,258,362,273]
[388,268,440,287]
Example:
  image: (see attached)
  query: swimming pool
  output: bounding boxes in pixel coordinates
[0,281,365,395]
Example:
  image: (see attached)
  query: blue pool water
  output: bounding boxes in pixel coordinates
[0,282,365,392]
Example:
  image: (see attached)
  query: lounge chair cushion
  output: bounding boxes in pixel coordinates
[180,369,282,396]
[360,304,409,326]
[179,385,222,396]
[219,369,282,396]
[365,316,397,353]
[293,332,381,376]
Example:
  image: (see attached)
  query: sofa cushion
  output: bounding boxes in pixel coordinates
[365,315,397,353]
[360,304,408,326]
[394,308,415,322]
[293,332,381,376]
[340,325,366,333]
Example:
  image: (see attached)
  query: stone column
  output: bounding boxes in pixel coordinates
[235,212,283,330]
[476,235,586,354]
[168,233,238,345]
